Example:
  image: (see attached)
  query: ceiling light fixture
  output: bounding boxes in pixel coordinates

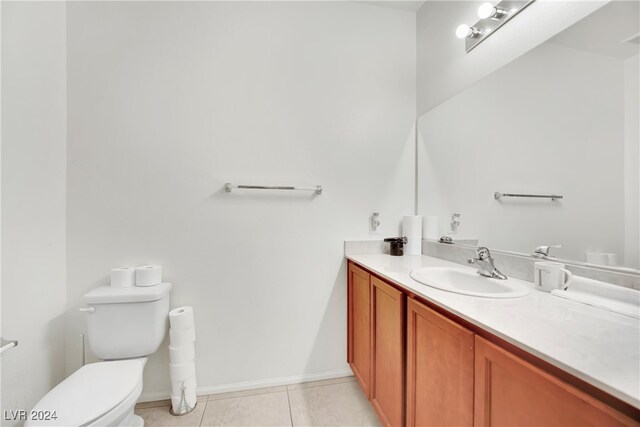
[455,0,535,53]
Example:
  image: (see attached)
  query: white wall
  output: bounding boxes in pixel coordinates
[624,54,639,269]
[1,2,67,422]
[66,1,415,398]
[416,1,608,115]
[417,42,626,263]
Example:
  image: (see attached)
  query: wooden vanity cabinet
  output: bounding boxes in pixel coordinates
[347,263,372,397]
[347,261,638,427]
[474,336,637,427]
[406,298,474,427]
[371,277,405,427]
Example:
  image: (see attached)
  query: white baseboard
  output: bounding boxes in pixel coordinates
[138,367,354,403]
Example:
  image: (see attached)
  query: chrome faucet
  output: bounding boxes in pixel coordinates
[467,247,507,280]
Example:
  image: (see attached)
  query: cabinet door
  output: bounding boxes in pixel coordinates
[371,276,405,427]
[406,298,474,427]
[475,336,637,427]
[348,263,372,397]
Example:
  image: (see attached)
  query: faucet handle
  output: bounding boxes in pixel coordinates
[476,246,491,260]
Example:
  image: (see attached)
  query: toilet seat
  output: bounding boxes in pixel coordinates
[26,358,147,426]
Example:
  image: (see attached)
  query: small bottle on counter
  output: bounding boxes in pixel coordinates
[384,237,408,256]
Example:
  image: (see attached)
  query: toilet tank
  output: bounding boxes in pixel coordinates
[83,283,172,360]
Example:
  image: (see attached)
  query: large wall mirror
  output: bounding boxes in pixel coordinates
[417,0,639,271]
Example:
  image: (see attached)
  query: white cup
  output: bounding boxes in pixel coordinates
[534,262,573,292]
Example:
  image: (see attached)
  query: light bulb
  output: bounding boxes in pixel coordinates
[477,3,497,19]
[456,24,480,39]
[456,24,472,39]
[478,2,508,19]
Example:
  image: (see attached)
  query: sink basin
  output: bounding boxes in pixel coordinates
[410,267,530,298]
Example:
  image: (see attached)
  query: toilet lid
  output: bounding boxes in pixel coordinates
[27,358,146,426]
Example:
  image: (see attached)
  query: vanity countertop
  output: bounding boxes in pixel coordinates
[346,253,640,408]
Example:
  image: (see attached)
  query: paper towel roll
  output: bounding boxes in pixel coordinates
[170,328,196,347]
[169,306,195,331]
[425,216,439,240]
[135,265,162,287]
[110,267,135,288]
[169,345,196,365]
[171,389,197,413]
[403,216,422,256]
[171,375,197,396]
[170,360,196,381]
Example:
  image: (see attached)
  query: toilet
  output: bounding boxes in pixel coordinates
[26,282,172,427]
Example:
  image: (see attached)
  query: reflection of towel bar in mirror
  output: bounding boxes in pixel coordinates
[225,183,323,195]
[494,192,563,201]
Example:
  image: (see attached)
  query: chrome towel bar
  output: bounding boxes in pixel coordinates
[225,183,323,195]
[494,192,563,201]
[0,338,18,354]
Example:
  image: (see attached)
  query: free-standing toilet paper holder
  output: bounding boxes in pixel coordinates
[170,382,196,416]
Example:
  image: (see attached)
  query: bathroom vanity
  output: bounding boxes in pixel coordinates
[346,254,640,427]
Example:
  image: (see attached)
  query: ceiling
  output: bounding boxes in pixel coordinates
[356,1,426,12]
[548,0,640,59]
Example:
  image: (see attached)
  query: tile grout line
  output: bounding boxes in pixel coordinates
[198,399,208,427]
[287,379,357,392]
[207,388,287,402]
[286,389,294,427]
[201,378,357,403]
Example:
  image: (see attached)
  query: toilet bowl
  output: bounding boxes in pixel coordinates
[27,282,172,426]
[26,358,147,427]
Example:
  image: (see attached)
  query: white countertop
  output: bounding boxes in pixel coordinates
[347,253,640,408]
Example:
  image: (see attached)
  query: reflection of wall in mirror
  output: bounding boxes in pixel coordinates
[417,41,639,268]
[416,0,608,115]
[624,54,639,268]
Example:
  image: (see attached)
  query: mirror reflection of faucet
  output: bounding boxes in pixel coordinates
[448,213,461,235]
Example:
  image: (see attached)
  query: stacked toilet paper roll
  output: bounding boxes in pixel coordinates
[136,265,162,287]
[110,267,136,288]
[169,306,197,415]
[402,215,422,256]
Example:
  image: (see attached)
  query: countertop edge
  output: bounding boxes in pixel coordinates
[346,254,640,409]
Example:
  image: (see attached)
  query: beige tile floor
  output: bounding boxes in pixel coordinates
[135,376,381,427]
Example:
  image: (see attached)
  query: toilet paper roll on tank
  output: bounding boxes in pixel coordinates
[110,267,136,288]
[136,265,163,287]
[109,264,163,288]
